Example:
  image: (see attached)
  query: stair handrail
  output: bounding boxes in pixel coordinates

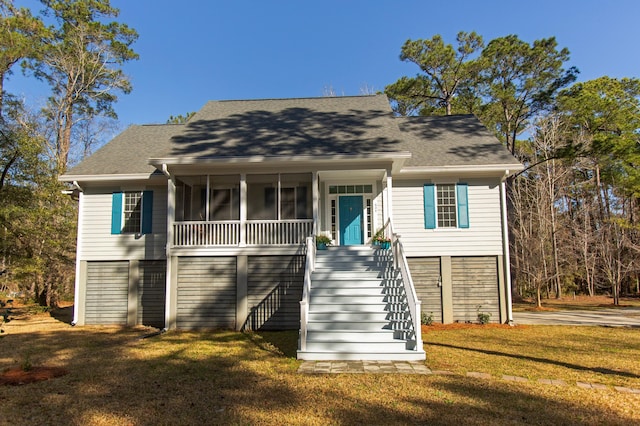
[299,235,316,352]
[389,223,423,351]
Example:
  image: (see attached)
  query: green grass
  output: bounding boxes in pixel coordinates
[0,310,639,425]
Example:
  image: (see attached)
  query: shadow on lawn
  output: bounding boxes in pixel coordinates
[429,342,640,379]
[1,325,638,425]
[252,330,299,358]
[49,305,73,325]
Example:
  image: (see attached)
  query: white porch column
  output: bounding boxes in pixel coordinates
[384,168,394,233]
[312,171,318,235]
[239,173,247,247]
[165,176,176,329]
[72,190,84,326]
[500,178,514,324]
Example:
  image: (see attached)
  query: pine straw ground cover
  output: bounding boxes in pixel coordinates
[513,295,640,311]
[0,308,638,425]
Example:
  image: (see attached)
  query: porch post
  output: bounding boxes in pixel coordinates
[165,176,177,329]
[385,168,394,233]
[240,173,247,247]
[72,190,84,325]
[312,171,318,236]
[500,178,514,324]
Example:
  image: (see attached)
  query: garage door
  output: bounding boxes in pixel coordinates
[85,261,129,325]
[408,257,443,324]
[137,260,166,328]
[246,255,304,330]
[177,257,236,329]
[451,257,500,323]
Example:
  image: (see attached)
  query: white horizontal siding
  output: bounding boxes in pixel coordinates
[393,179,503,256]
[80,186,168,261]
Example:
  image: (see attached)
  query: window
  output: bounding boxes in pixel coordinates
[423,183,468,229]
[111,191,153,235]
[329,184,372,194]
[437,184,457,228]
[123,192,143,233]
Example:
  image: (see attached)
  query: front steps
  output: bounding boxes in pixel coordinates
[297,245,425,361]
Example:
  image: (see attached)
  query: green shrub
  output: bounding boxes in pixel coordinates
[421,311,434,326]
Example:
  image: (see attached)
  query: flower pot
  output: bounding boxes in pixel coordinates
[380,241,391,250]
[316,242,328,250]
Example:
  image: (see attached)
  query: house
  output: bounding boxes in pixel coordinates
[60,94,523,360]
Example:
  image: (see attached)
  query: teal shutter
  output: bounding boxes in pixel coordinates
[457,183,469,228]
[423,184,436,229]
[142,190,153,234]
[111,192,123,234]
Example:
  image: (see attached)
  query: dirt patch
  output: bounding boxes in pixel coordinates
[0,366,69,386]
[422,323,518,332]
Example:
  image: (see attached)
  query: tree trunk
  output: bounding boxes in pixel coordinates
[56,104,73,173]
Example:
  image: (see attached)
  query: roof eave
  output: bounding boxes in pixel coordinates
[59,172,165,183]
[149,152,412,167]
[399,163,524,178]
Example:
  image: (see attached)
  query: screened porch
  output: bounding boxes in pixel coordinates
[171,173,314,247]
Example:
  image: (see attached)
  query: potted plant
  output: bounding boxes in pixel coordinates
[372,228,385,246]
[373,229,391,249]
[315,235,332,250]
[379,237,391,250]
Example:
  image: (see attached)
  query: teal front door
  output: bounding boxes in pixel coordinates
[339,196,363,246]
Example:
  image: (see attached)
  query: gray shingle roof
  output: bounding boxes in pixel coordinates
[396,115,521,168]
[65,124,183,175]
[167,94,404,158]
[63,95,521,177]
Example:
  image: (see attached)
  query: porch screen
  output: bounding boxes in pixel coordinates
[174,175,239,221]
[247,173,311,220]
[247,174,278,220]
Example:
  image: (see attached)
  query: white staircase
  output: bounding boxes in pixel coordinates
[297,245,425,361]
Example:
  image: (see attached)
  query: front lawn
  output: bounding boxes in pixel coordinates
[0,308,638,425]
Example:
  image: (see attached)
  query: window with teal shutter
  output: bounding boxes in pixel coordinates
[111,192,123,234]
[424,183,469,229]
[141,190,153,234]
[423,184,436,229]
[111,191,153,234]
[456,183,469,228]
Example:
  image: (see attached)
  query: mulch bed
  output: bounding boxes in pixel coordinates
[0,366,69,386]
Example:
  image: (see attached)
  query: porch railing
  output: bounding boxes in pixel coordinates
[172,219,313,247]
[173,221,240,246]
[245,220,313,245]
[299,236,315,352]
[390,224,423,351]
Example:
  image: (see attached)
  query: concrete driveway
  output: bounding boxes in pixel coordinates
[513,307,640,327]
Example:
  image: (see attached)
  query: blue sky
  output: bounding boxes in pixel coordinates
[8,0,640,130]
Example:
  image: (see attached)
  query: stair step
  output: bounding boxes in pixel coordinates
[297,349,426,361]
[310,295,392,304]
[310,287,387,296]
[306,330,396,341]
[309,303,390,312]
[304,340,409,352]
[307,321,391,331]
[317,246,375,254]
[315,259,381,266]
[308,311,391,321]
[310,274,393,284]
